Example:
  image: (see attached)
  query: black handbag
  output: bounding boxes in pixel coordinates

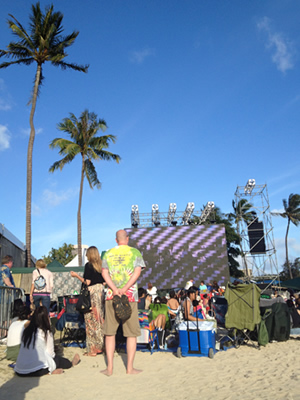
[76,282,92,314]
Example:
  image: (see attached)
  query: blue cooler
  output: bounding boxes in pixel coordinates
[177,320,216,358]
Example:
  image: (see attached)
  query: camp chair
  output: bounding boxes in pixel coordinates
[56,295,86,348]
[224,283,261,349]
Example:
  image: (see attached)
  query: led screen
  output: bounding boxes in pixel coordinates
[126,224,229,290]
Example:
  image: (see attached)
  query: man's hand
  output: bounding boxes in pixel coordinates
[118,287,127,296]
[113,288,122,297]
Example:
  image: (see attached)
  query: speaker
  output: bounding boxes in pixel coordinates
[248,221,266,254]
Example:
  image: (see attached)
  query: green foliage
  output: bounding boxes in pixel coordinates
[192,206,244,278]
[228,199,256,225]
[272,193,300,278]
[49,110,121,266]
[43,243,74,265]
[279,258,300,281]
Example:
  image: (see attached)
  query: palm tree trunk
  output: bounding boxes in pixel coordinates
[26,65,41,268]
[77,157,85,266]
[285,218,293,279]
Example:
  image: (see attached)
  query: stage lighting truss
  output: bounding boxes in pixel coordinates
[244,179,256,195]
[235,181,279,282]
[152,204,160,226]
[182,202,195,225]
[199,201,215,223]
[129,202,216,227]
[167,203,177,225]
[131,204,140,228]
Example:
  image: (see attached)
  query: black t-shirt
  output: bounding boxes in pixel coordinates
[83,262,104,286]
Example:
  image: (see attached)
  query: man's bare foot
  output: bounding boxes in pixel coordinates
[52,368,64,375]
[100,368,113,376]
[126,368,142,375]
[72,353,80,366]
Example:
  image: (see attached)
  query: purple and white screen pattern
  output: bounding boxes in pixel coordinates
[126,225,229,289]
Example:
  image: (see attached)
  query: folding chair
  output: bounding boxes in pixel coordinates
[56,295,86,348]
[224,283,261,349]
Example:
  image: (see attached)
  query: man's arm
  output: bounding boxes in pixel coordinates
[102,268,120,297]
[3,276,13,287]
[119,267,142,296]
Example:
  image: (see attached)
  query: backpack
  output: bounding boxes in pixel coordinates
[34,269,46,291]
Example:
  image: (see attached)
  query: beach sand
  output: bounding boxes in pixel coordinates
[0,338,299,400]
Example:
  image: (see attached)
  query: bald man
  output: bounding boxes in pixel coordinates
[101,229,146,376]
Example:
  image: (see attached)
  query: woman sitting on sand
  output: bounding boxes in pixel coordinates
[15,306,80,376]
[7,299,31,362]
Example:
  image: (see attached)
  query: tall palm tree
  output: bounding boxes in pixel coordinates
[0,3,88,267]
[49,110,121,266]
[272,193,300,279]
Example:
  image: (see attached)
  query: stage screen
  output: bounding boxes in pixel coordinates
[126,224,229,290]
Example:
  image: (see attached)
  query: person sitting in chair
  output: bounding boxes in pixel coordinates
[183,287,204,321]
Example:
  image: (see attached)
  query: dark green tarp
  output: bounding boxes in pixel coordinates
[225,283,261,331]
[281,277,300,291]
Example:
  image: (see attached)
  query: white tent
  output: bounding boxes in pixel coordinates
[65,245,88,267]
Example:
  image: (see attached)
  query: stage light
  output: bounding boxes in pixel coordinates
[131,204,140,228]
[244,179,256,195]
[182,202,195,225]
[152,204,160,226]
[199,201,215,223]
[167,203,177,225]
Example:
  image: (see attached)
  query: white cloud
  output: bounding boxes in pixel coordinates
[0,125,11,151]
[32,202,42,216]
[129,47,155,64]
[21,127,43,136]
[271,208,284,214]
[257,17,295,73]
[0,78,13,111]
[42,188,77,207]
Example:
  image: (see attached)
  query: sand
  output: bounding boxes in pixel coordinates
[0,338,299,400]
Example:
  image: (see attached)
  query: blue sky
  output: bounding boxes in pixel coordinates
[0,0,299,271]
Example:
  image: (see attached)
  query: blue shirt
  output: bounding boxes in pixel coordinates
[0,265,15,287]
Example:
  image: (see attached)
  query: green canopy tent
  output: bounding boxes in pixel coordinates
[281,277,300,291]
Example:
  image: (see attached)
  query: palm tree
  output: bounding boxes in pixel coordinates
[272,193,300,279]
[227,199,256,277]
[228,199,256,225]
[0,3,88,267]
[49,110,121,266]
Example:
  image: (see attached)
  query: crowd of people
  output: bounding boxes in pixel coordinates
[4,234,300,378]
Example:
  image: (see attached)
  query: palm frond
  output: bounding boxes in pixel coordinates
[51,60,89,72]
[49,152,77,172]
[84,159,101,189]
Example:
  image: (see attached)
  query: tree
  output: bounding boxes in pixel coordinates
[228,199,256,225]
[0,3,88,267]
[49,110,121,266]
[279,258,300,282]
[43,243,74,265]
[227,199,256,277]
[192,206,244,278]
[272,193,300,279]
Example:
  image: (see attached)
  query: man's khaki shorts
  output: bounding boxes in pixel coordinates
[103,300,141,337]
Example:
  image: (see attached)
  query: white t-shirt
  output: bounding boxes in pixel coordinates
[15,329,56,374]
[7,319,28,347]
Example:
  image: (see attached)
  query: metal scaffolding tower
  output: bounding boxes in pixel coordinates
[235,180,279,279]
